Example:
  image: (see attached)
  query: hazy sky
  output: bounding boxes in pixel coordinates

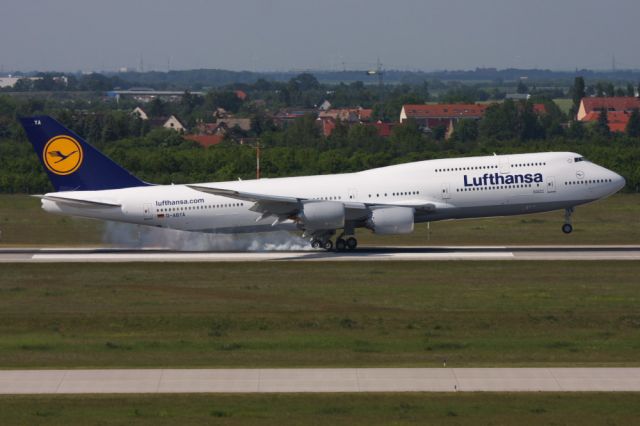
[1,0,639,72]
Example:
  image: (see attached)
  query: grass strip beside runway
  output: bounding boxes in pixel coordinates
[0,261,639,368]
[1,393,639,425]
[1,193,639,246]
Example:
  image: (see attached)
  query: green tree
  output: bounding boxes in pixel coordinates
[567,120,586,139]
[606,82,615,97]
[389,120,423,152]
[626,109,640,137]
[451,119,479,142]
[208,91,242,113]
[516,80,528,94]
[518,101,544,140]
[280,114,321,147]
[479,100,518,140]
[290,73,320,91]
[13,78,33,91]
[595,108,610,136]
[148,98,166,117]
[571,77,586,115]
[626,84,635,97]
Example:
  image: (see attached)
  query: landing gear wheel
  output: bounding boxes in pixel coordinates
[346,237,358,250]
[323,240,334,251]
[311,240,322,249]
[335,238,346,251]
[562,207,574,234]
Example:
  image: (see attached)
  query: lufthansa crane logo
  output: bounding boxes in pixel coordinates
[43,135,83,175]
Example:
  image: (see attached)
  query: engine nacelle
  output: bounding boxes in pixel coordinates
[367,207,415,234]
[300,201,345,230]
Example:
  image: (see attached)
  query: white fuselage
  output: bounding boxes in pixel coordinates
[41,152,625,234]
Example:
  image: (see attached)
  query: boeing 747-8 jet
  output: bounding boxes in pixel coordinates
[20,116,625,250]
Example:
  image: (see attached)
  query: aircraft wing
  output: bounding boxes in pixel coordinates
[36,194,121,208]
[187,185,300,216]
[366,199,439,212]
[188,185,441,219]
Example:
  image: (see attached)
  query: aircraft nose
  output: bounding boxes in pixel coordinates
[611,171,626,192]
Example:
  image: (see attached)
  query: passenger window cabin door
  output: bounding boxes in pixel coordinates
[143,203,153,220]
[347,188,358,201]
[546,176,556,193]
[499,157,511,174]
[441,183,451,199]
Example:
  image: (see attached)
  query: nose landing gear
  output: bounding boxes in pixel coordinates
[562,207,574,234]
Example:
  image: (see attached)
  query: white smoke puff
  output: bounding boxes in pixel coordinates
[102,221,312,251]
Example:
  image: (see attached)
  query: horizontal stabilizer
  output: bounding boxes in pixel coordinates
[36,194,121,208]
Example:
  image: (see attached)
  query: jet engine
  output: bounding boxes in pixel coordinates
[367,207,414,234]
[299,201,345,230]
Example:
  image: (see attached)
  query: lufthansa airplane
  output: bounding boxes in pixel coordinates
[21,116,625,250]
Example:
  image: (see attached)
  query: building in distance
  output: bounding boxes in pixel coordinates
[577,97,640,121]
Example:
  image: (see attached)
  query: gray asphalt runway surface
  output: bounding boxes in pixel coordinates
[1,368,639,394]
[0,245,638,262]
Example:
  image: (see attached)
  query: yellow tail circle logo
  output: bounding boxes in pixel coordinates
[43,135,83,175]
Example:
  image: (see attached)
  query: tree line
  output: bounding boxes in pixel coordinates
[1,117,639,194]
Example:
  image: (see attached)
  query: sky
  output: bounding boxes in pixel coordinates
[1,0,639,73]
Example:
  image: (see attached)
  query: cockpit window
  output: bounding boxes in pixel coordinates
[574,157,586,162]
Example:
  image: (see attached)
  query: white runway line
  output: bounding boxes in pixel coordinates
[1,368,639,394]
[29,251,516,262]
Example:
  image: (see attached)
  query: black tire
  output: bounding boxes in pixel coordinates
[335,238,346,251]
[346,237,358,250]
[311,240,322,249]
[562,224,573,234]
[323,240,333,250]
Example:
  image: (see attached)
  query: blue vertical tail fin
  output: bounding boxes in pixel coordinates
[19,115,149,192]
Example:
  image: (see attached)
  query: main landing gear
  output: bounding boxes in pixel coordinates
[311,239,334,250]
[562,207,574,234]
[335,236,357,251]
[309,232,358,251]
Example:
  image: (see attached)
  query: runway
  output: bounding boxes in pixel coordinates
[1,368,639,394]
[0,245,639,262]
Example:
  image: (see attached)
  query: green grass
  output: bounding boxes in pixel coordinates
[358,193,640,246]
[0,195,102,246]
[1,262,639,368]
[1,393,639,425]
[0,193,639,246]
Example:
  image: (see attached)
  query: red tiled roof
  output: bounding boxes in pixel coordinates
[184,134,225,147]
[235,90,247,101]
[358,109,373,121]
[581,111,631,133]
[317,117,336,137]
[533,103,547,114]
[371,121,394,137]
[581,97,640,113]
[402,104,488,118]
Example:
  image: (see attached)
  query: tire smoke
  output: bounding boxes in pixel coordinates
[102,222,311,251]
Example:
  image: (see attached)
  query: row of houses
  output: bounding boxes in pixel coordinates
[401,97,640,136]
[576,97,640,132]
[133,95,640,149]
